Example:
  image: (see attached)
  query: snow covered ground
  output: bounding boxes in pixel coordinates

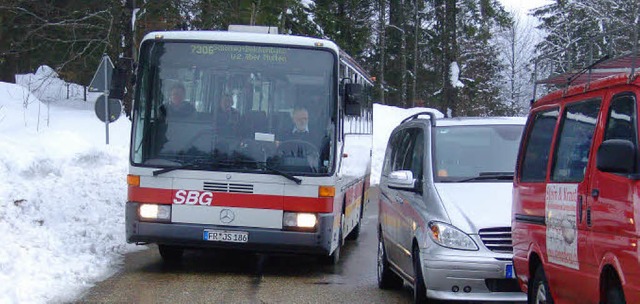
[0,68,135,304]
[0,67,442,303]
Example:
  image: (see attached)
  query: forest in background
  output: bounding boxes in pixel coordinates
[1,0,638,117]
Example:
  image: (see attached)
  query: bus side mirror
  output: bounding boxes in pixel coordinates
[344,83,362,116]
[109,57,134,100]
[597,139,636,173]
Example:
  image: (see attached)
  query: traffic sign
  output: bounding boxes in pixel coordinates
[94,94,122,123]
[88,55,114,92]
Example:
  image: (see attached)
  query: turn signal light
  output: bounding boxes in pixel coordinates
[318,186,335,197]
[127,174,140,186]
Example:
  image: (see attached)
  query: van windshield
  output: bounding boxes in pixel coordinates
[433,124,524,182]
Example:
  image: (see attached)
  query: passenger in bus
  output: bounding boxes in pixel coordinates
[164,83,195,118]
[214,93,240,135]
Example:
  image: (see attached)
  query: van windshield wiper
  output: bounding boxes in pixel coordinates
[152,159,219,176]
[455,172,514,182]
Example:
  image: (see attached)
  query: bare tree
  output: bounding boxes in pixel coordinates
[496,11,538,114]
[0,2,114,84]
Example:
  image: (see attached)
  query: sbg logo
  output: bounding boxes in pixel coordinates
[173,190,213,206]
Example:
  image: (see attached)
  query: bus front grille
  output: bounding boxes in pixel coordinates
[478,227,512,253]
[203,182,254,193]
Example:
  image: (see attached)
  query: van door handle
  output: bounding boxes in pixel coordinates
[591,189,599,198]
[577,195,583,224]
[394,195,403,204]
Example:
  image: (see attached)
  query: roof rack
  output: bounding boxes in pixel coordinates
[400,111,437,126]
[532,21,639,103]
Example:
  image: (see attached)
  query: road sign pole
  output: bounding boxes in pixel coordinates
[103,54,110,145]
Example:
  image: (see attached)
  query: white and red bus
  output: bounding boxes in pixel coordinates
[124,28,373,264]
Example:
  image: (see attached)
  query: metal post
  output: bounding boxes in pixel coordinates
[587,38,593,86]
[531,59,538,105]
[104,54,110,145]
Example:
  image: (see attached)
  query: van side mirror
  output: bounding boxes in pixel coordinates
[596,139,636,173]
[387,170,418,191]
[344,83,362,116]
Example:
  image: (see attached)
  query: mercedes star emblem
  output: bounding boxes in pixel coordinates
[219,209,235,224]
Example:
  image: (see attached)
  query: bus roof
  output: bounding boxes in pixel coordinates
[141,31,340,53]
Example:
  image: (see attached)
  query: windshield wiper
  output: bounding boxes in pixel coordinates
[259,163,302,184]
[228,159,302,184]
[152,159,218,176]
[455,172,514,182]
[152,158,302,184]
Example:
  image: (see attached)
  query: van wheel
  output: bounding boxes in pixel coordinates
[412,247,428,304]
[158,245,183,263]
[377,236,403,289]
[605,277,626,304]
[530,266,554,304]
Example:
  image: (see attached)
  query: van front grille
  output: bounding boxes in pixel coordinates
[203,182,253,193]
[478,227,512,253]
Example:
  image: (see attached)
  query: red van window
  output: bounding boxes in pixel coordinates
[551,99,601,182]
[520,109,559,182]
[604,94,637,145]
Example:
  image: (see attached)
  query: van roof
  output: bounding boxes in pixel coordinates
[435,117,527,126]
[534,71,640,106]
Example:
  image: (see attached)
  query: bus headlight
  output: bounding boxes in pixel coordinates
[139,204,171,221]
[283,212,317,229]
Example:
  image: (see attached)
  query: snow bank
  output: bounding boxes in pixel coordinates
[0,77,136,303]
[14,65,102,110]
[371,104,443,184]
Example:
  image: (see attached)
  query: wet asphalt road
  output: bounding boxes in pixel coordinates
[76,188,416,304]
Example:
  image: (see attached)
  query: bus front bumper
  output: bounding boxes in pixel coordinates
[126,203,335,255]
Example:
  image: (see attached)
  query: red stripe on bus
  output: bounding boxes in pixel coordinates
[128,185,172,204]
[284,196,333,213]
[128,186,332,213]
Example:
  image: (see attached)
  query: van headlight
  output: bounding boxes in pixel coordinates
[428,221,478,251]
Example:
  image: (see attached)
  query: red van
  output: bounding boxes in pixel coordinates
[512,52,640,302]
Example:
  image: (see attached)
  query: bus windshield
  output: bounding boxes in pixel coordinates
[131,41,336,175]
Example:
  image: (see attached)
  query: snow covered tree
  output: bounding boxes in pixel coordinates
[533,0,639,79]
[454,0,513,116]
[416,0,510,116]
[194,0,318,36]
[310,0,375,62]
[495,10,537,115]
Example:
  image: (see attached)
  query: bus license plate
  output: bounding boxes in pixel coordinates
[505,264,515,279]
[203,229,249,243]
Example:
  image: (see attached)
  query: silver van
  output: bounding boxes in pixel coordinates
[377,113,527,302]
